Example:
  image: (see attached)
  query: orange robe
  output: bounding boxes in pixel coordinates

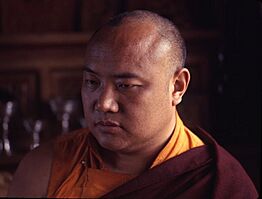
[47,113,204,198]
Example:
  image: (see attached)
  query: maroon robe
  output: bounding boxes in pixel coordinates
[103,128,259,199]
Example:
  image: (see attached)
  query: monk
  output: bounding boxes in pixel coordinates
[8,10,258,198]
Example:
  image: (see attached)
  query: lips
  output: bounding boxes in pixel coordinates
[94,120,121,134]
[95,120,120,127]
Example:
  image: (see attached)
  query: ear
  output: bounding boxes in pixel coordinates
[171,68,190,106]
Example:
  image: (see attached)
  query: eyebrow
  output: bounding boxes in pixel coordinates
[84,66,141,79]
[84,66,98,74]
[113,72,141,79]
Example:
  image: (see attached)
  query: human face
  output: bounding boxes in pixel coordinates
[81,24,176,154]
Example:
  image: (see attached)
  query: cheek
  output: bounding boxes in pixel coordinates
[81,91,94,115]
[124,90,171,128]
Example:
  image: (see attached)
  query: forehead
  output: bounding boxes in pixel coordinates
[85,21,173,76]
[89,20,157,47]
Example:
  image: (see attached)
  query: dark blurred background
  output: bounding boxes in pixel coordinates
[0,0,261,196]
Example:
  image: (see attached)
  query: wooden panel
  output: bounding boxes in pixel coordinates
[80,0,119,31]
[126,0,219,29]
[49,68,83,99]
[1,0,77,33]
[0,33,90,100]
[0,33,89,68]
[126,0,194,29]
[0,70,39,115]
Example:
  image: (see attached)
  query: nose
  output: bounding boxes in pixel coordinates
[95,86,119,113]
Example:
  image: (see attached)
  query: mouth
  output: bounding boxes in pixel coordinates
[95,120,120,127]
[94,120,122,135]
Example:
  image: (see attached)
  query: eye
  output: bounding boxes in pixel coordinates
[84,79,100,89]
[116,83,141,91]
[117,83,133,89]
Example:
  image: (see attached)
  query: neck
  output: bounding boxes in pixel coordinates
[100,112,177,175]
[100,141,166,175]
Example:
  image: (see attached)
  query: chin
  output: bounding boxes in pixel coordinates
[93,132,128,152]
[100,142,123,152]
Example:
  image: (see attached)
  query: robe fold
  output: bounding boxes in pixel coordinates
[47,113,258,198]
[103,128,258,198]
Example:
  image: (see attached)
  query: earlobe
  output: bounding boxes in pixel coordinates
[171,68,190,106]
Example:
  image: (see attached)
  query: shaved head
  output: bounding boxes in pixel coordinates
[87,10,186,76]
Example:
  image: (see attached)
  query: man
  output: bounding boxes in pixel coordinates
[8,10,258,198]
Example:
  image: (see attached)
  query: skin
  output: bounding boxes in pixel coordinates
[82,20,190,174]
[7,142,53,197]
[7,18,190,196]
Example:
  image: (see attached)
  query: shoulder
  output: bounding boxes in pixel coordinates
[52,128,90,160]
[7,141,53,197]
[193,127,258,198]
[7,128,90,197]
[55,128,90,144]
